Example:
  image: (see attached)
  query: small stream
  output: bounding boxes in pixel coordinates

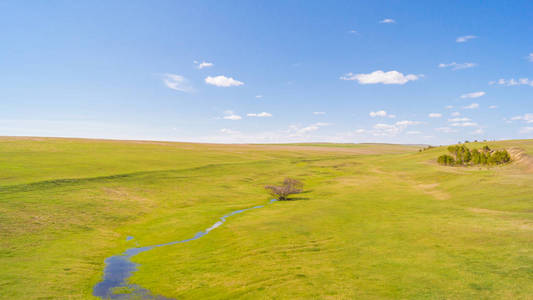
[93,200,277,299]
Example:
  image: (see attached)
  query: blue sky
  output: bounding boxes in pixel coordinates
[1,1,532,144]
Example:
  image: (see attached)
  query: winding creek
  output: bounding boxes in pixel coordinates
[93,199,277,299]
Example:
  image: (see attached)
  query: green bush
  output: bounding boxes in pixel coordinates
[488,150,510,165]
[437,154,455,165]
[471,149,481,165]
[437,145,510,167]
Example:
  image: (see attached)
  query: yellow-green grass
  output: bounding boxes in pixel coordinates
[0,137,531,299]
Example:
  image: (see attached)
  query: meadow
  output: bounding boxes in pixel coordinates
[0,137,532,299]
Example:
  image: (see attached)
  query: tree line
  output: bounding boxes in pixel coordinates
[437,145,511,166]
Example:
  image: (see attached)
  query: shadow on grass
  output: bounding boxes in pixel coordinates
[281,191,312,201]
[283,197,310,201]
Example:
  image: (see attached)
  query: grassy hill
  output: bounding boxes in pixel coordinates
[1,137,531,299]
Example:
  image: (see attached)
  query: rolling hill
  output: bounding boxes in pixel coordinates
[1,137,531,299]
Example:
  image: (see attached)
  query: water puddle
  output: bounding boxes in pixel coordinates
[93,200,276,299]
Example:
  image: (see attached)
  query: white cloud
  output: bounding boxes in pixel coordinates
[489,78,533,87]
[511,113,533,123]
[435,127,457,133]
[380,18,396,24]
[190,123,339,143]
[220,128,239,134]
[438,62,477,70]
[489,105,498,109]
[341,70,419,85]
[451,122,478,127]
[528,53,533,62]
[247,112,272,117]
[451,112,461,116]
[373,123,401,135]
[222,110,242,120]
[223,115,242,120]
[205,75,244,87]
[368,110,395,118]
[460,91,485,99]
[255,95,264,98]
[313,111,326,115]
[194,61,214,69]
[428,113,442,118]
[289,122,330,136]
[369,110,388,117]
[368,120,420,137]
[456,35,477,43]
[162,74,193,92]
[463,103,479,109]
[520,127,533,134]
[395,120,421,126]
[445,105,454,109]
[448,117,471,122]
[351,120,421,137]
[348,30,359,34]
[471,128,484,134]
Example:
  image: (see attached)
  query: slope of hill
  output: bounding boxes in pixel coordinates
[1,137,531,299]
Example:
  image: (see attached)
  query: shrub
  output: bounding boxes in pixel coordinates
[480,152,488,165]
[438,145,510,167]
[437,154,455,166]
[471,149,481,165]
[419,145,435,152]
[489,150,510,165]
[265,178,303,200]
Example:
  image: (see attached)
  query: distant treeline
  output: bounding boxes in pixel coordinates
[437,145,511,166]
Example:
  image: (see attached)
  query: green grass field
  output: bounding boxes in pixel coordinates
[1,137,532,299]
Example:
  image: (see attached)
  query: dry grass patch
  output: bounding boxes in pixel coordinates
[239,144,418,155]
[102,187,152,204]
[508,147,533,172]
[415,183,450,200]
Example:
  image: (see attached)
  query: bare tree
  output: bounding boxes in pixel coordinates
[265,178,303,200]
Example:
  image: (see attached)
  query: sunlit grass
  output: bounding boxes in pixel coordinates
[0,137,531,299]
